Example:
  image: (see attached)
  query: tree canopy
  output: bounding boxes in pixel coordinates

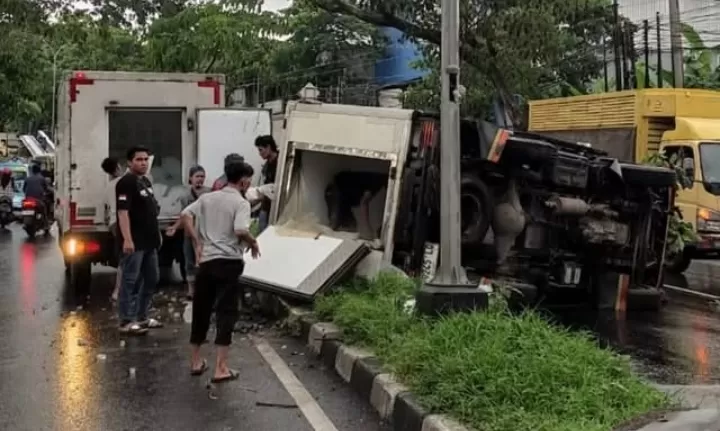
[0,0,642,131]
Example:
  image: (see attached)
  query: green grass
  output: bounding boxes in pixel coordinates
[315,273,671,431]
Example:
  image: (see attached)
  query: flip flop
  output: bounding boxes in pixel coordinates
[210,369,239,384]
[190,359,208,376]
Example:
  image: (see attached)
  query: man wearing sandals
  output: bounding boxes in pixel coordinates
[116,146,163,335]
[181,160,260,383]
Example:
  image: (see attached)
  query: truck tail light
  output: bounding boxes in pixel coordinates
[64,238,101,256]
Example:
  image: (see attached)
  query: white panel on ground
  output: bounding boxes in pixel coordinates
[240,225,368,300]
[197,109,271,187]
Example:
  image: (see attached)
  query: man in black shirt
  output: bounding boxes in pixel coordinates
[254,135,278,232]
[116,146,162,335]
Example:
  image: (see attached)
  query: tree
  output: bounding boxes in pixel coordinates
[309,0,619,119]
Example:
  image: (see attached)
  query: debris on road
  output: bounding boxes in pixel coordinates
[129,367,136,378]
[256,401,298,409]
[96,354,107,361]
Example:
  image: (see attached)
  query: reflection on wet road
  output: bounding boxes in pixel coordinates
[0,225,389,431]
[554,260,720,385]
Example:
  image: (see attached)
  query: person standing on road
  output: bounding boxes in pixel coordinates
[101,157,123,302]
[116,146,163,335]
[211,153,244,191]
[182,161,260,382]
[254,135,278,233]
[165,165,211,300]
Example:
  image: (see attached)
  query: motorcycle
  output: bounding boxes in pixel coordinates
[21,197,50,237]
[0,196,13,228]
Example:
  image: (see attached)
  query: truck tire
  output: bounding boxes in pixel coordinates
[665,249,692,274]
[68,261,91,296]
[619,164,677,187]
[460,174,493,245]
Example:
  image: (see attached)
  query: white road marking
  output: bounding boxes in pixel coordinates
[253,337,339,431]
[664,284,720,301]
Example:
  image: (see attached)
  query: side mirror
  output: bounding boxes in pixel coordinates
[682,157,695,177]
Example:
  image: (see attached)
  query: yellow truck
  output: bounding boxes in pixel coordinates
[528,89,720,273]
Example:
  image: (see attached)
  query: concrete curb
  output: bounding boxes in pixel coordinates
[289,311,471,431]
[284,304,720,431]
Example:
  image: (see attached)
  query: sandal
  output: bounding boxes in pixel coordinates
[210,369,239,384]
[190,359,208,376]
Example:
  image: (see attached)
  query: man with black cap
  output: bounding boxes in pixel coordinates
[212,153,244,191]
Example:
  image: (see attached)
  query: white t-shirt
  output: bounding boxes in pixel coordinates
[105,176,121,227]
[181,187,251,263]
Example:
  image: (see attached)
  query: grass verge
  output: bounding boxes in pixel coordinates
[315,273,671,431]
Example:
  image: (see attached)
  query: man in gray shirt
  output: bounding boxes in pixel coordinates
[181,161,260,383]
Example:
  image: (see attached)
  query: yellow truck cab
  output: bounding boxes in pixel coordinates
[528,89,720,273]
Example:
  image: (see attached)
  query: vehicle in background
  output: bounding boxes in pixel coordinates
[55,71,271,291]
[0,159,29,218]
[528,89,720,273]
[0,195,13,228]
[239,101,674,310]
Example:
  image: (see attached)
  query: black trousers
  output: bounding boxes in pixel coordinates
[190,258,245,346]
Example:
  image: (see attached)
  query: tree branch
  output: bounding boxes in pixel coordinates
[310,0,521,125]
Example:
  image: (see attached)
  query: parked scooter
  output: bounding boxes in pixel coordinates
[0,196,14,228]
[21,197,51,237]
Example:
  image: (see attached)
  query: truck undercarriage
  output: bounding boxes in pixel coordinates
[393,120,676,304]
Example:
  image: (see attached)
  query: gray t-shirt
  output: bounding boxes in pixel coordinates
[181,187,251,263]
[179,186,211,209]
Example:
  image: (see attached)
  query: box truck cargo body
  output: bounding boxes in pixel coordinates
[55,71,271,289]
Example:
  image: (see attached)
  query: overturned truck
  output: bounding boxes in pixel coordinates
[240,102,675,308]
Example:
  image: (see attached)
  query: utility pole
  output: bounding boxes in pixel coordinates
[50,45,66,141]
[416,0,487,315]
[668,0,684,87]
[656,12,663,88]
[612,0,622,91]
[643,20,650,88]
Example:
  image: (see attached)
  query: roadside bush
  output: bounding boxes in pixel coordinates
[315,273,670,431]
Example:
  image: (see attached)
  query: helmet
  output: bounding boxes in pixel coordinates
[1,168,11,175]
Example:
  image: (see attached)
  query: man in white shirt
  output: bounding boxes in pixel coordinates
[181,161,260,383]
[101,157,123,301]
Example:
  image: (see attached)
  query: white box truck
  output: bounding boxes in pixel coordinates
[55,71,271,290]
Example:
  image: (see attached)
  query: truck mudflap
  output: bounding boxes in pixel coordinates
[240,225,370,301]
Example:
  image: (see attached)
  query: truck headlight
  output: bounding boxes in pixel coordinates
[697,208,720,232]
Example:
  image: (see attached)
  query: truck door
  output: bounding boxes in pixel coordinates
[196,108,272,187]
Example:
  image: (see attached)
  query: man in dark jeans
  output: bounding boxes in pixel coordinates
[181,161,260,382]
[116,146,162,335]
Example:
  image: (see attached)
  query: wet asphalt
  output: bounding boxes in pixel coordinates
[0,224,390,431]
[4,223,720,430]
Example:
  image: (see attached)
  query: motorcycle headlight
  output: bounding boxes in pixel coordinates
[697,208,720,232]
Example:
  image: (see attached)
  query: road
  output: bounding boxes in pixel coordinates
[554,260,720,386]
[0,225,390,431]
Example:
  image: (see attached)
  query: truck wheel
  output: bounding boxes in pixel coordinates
[619,164,677,187]
[665,250,692,274]
[460,174,493,245]
[68,261,91,296]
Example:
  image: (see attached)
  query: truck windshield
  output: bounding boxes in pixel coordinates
[700,142,720,186]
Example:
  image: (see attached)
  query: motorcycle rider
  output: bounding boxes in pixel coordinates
[0,168,15,198]
[23,164,52,219]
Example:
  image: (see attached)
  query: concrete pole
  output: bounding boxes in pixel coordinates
[50,46,65,140]
[416,0,487,315]
[668,0,684,87]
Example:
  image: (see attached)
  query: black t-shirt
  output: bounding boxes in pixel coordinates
[115,173,161,251]
[260,158,277,212]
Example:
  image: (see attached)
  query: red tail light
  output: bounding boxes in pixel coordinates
[22,199,37,209]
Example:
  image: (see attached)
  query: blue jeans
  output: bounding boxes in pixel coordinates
[183,237,197,281]
[118,249,159,324]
